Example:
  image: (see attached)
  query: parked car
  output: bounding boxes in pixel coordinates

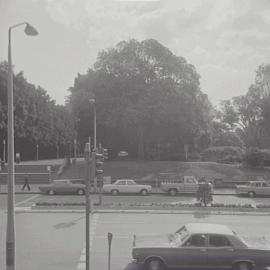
[103,179,151,195]
[160,176,199,196]
[132,223,270,270]
[236,180,270,197]
[39,179,85,195]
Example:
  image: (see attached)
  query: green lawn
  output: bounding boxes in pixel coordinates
[58,160,270,182]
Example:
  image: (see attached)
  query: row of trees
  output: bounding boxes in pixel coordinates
[1,38,270,161]
[215,64,270,149]
[0,62,76,160]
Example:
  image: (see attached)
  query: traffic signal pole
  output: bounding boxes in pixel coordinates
[85,143,92,270]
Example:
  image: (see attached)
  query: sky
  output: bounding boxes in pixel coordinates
[1,0,270,106]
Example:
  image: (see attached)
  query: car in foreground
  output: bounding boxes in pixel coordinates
[39,179,85,195]
[132,223,270,270]
[103,179,152,195]
[236,181,270,197]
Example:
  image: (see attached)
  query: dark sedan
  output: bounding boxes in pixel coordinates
[132,223,270,270]
[39,179,85,195]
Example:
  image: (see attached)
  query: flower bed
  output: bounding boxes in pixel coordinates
[33,201,270,211]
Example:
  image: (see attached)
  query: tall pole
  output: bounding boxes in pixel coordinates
[93,104,96,150]
[85,143,91,270]
[6,22,38,270]
[3,139,6,163]
[6,26,15,270]
[36,143,39,161]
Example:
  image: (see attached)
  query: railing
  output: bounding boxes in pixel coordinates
[0,172,51,184]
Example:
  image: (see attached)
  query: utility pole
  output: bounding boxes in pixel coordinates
[3,139,6,163]
[85,142,92,270]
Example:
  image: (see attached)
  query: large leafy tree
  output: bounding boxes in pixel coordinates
[68,39,212,159]
[219,64,270,148]
[0,61,76,160]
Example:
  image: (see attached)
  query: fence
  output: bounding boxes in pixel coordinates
[0,172,51,185]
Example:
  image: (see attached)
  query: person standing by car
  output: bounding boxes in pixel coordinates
[21,174,31,191]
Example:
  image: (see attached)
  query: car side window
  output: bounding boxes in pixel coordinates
[116,181,126,185]
[184,234,207,247]
[262,182,267,187]
[127,181,135,185]
[209,235,231,247]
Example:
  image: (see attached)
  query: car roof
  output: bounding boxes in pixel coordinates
[184,223,234,236]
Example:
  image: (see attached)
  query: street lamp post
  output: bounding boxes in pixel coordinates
[3,139,6,163]
[89,99,96,150]
[6,22,38,270]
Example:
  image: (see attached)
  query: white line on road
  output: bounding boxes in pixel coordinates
[15,194,39,207]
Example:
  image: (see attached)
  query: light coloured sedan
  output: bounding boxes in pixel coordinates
[103,179,152,196]
[39,179,86,195]
[236,181,270,197]
[132,223,270,270]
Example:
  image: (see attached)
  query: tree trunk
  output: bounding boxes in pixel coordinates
[137,128,144,160]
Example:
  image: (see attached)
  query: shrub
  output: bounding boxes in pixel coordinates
[201,146,244,162]
[242,148,265,168]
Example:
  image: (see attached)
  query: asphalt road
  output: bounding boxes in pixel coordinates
[1,209,270,270]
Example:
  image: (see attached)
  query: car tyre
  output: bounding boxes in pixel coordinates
[111,189,119,196]
[48,190,55,195]
[146,258,166,270]
[248,191,255,198]
[168,189,177,196]
[233,262,253,270]
[140,189,148,196]
[77,189,85,195]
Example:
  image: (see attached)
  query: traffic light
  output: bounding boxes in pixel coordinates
[95,153,104,176]
[103,148,108,160]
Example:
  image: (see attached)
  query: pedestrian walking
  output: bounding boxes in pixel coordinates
[21,174,31,191]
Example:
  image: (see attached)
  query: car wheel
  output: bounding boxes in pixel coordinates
[48,190,55,195]
[77,189,85,195]
[248,191,255,198]
[111,189,119,196]
[146,258,166,270]
[140,189,148,196]
[233,262,253,270]
[168,189,177,196]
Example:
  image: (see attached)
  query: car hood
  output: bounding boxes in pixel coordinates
[134,234,180,248]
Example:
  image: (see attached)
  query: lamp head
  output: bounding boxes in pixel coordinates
[24,23,39,36]
[89,98,95,104]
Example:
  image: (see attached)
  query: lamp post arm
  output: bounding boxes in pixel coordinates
[9,22,27,31]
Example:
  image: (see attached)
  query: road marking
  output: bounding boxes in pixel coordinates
[76,213,99,270]
[15,194,39,207]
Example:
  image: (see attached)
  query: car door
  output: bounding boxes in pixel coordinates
[260,182,270,196]
[167,234,208,268]
[115,180,126,193]
[204,234,238,268]
[126,180,136,193]
[184,178,197,194]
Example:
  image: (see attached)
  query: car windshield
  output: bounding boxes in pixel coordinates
[174,226,189,243]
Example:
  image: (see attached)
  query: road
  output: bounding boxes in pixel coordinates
[1,200,270,270]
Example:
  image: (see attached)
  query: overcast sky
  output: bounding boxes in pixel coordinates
[1,0,270,105]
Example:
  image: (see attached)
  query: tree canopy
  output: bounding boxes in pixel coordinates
[0,61,76,160]
[68,39,212,159]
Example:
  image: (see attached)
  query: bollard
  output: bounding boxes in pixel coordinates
[108,232,113,270]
